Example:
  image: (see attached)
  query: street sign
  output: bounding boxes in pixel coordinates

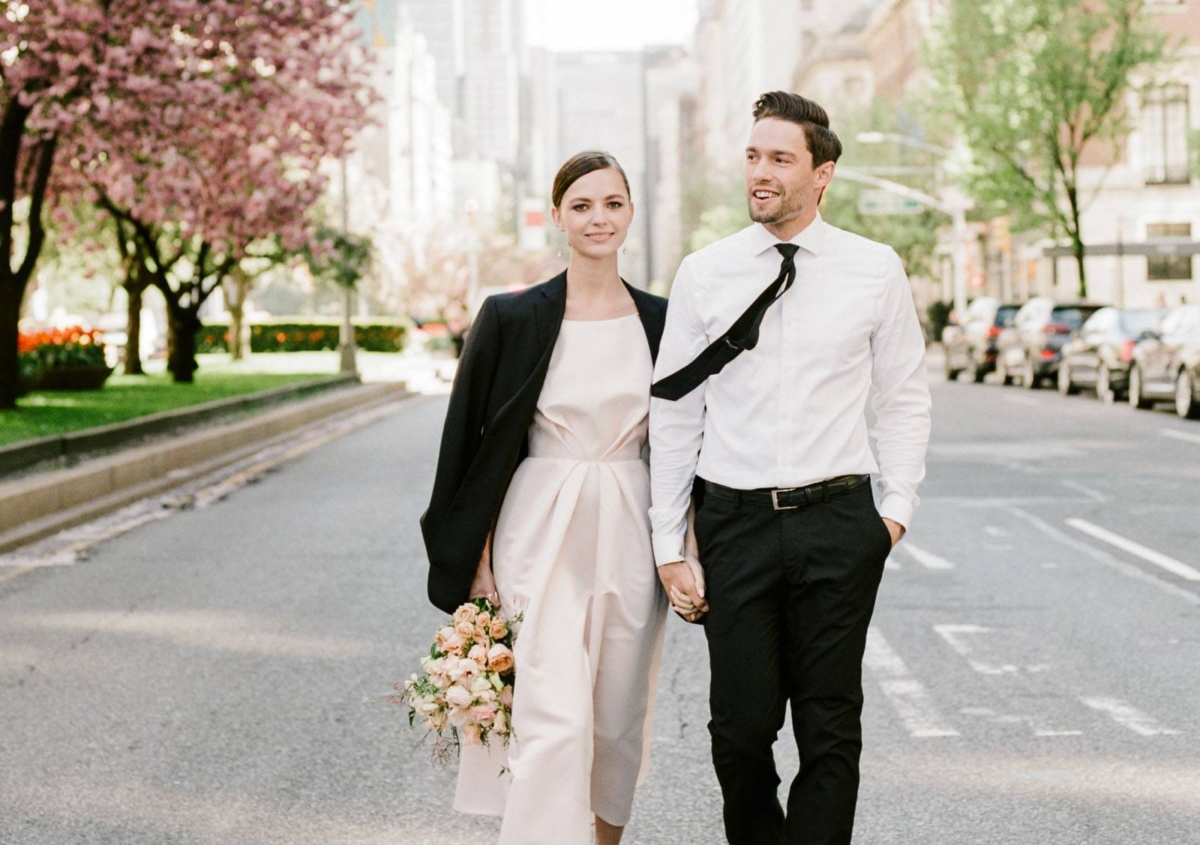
[858,190,923,216]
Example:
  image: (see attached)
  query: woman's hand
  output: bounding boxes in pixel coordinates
[467,540,499,605]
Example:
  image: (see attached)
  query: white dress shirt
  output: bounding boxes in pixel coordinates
[648,214,932,567]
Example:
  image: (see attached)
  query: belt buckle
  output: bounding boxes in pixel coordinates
[771,488,799,511]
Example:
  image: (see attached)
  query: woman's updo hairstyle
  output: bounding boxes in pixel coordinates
[551,151,631,209]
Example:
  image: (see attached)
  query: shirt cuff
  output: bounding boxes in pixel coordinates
[878,494,914,533]
[653,533,686,567]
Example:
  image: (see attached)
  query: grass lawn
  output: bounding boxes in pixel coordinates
[0,355,334,447]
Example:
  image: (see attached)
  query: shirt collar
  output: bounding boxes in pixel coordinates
[748,211,827,257]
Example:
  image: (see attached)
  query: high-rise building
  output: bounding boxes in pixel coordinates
[552,51,651,288]
[459,0,521,164]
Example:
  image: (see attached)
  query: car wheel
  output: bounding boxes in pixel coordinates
[1057,362,1078,396]
[1097,364,1117,404]
[1023,357,1040,390]
[996,358,1013,386]
[1128,366,1152,410]
[1176,370,1200,420]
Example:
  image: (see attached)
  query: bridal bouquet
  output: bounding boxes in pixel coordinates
[392,598,521,761]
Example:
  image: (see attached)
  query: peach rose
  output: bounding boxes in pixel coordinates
[469,703,497,726]
[449,658,481,683]
[453,604,478,627]
[434,626,457,651]
[455,618,476,637]
[489,618,509,640]
[467,644,489,665]
[487,643,515,674]
[476,612,491,629]
[461,723,484,746]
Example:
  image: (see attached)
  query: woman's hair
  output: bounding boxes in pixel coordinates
[752,91,843,167]
[551,151,631,208]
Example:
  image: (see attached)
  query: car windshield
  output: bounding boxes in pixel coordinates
[1050,307,1099,330]
[995,306,1019,327]
[1119,310,1165,335]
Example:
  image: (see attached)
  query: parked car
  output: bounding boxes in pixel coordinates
[1057,307,1166,400]
[943,297,1021,382]
[997,299,1106,389]
[1128,303,1200,419]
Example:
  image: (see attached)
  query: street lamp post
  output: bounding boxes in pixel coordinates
[853,133,970,322]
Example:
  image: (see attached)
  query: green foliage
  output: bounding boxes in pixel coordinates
[197,318,410,354]
[303,225,375,290]
[924,0,1170,295]
[926,301,953,344]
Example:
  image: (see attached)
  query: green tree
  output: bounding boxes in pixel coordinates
[925,0,1169,298]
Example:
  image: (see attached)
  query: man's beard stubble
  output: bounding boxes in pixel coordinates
[747,186,806,225]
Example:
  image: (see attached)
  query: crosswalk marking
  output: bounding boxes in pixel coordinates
[933,624,1020,675]
[1066,518,1200,582]
[899,541,955,571]
[1080,697,1180,736]
[863,628,959,738]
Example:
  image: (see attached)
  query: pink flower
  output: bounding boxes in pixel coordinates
[467,644,489,665]
[448,658,481,684]
[469,704,497,726]
[500,685,514,708]
[461,723,484,746]
[487,644,515,675]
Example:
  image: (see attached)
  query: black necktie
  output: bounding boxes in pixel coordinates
[651,243,799,401]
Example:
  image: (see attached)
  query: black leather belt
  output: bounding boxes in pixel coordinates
[703,475,870,511]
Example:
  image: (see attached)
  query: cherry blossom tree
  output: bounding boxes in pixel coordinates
[1,1,375,402]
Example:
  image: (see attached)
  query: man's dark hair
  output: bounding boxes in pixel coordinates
[752,91,843,166]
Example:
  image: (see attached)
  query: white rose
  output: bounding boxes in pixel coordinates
[445,684,472,709]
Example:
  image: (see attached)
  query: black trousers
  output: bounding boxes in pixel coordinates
[694,479,892,845]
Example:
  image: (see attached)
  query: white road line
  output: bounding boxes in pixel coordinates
[1034,729,1083,737]
[899,542,955,571]
[863,628,959,738]
[1080,697,1179,736]
[984,526,1010,538]
[884,556,901,570]
[933,624,1019,675]
[1002,394,1041,407]
[1060,479,1108,502]
[1065,519,1200,582]
[1162,428,1200,445]
[1002,507,1200,607]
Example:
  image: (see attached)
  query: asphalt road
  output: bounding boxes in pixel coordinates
[1,361,1198,844]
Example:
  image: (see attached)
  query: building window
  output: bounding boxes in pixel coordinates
[1146,222,1193,281]
[1142,84,1190,185]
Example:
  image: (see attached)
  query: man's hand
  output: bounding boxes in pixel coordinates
[659,557,708,623]
[882,518,905,548]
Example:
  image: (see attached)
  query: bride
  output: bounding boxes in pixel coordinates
[421,151,700,844]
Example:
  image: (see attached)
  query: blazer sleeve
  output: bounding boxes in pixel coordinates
[420,297,501,555]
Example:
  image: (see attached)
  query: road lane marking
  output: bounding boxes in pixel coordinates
[899,542,955,570]
[1162,428,1200,445]
[1065,519,1200,582]
[1080,697,1179,736]
[1060,480,1108,502]
[1003,507,1199,607]
[884,556,901,570]
[863,628,959,738]
[1002,394,1041,407]
[933,624,1019,675]
[984,526,1010,537]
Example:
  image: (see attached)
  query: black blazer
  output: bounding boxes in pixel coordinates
[420,270,668,613]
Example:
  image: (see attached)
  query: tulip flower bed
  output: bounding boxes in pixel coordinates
[18,327,111,392]
[197,318,410,354]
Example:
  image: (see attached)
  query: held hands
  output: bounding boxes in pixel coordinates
[882,518,905,548]
[659,555,708,624]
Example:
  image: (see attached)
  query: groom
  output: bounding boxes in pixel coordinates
[649,91,931,844]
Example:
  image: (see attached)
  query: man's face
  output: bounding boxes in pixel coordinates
[744,117,832,229]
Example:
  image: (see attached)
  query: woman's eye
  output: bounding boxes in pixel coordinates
[573,205,587,212]
[608,201,624,209]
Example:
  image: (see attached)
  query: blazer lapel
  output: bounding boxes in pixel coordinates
[628,283,665,364]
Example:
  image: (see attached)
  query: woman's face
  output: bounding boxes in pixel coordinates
[551,168,633,260]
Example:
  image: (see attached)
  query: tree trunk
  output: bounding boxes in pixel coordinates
[1073,236,1087,300]
[0,278,26,408]
[165,303,201,384]
[225,267,250,361]
[123,281,145,375]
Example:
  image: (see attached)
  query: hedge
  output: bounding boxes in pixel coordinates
[197,318,410,353]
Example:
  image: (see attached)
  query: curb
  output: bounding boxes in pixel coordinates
[0,380,408,556]
[0,373,361,478]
